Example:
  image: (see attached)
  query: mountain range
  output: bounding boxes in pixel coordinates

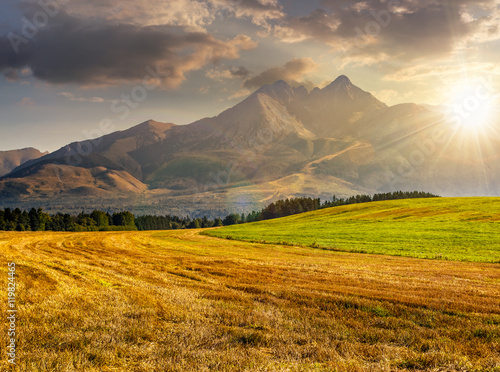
[0,148,48,177]
[1,76,498,216]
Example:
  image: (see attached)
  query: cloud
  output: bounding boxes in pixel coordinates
[59,0,285,31]
[242,57,318,88]
[231,66,252,78]
[206,66,251,80]
[17,97,35,106]
[58,92,111,103]
[199,85,211,94]
[274,9,341,43]
[211,0,285,27]
[380,60,500,104]
[0,10,257,88]
[274,0,500,63]
[383,61,500,82]
[62,0,216,31]
[229,88,252,99]
[3,69,19,82]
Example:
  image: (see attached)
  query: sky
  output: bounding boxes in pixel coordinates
[1,0,499,152]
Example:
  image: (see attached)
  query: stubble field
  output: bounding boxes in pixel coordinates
[0,227,499,371]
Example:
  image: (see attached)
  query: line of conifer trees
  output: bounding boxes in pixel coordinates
[322,191,439,208]
[0,208,136,232]
[0,190,439,232]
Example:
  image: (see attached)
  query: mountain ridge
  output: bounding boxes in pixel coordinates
[0,148,48,177]
[1,76,498,216]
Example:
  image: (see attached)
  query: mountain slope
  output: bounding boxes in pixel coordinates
[0,76,498,215]
[0,148,48,177]
[10,120,175,180]
[0,120,173,200]
[299,75,388,137]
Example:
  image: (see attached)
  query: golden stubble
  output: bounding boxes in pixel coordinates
[0,230,499,371]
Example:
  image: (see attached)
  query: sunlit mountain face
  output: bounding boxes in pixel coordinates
[0,1,499,214]
[0,75,499,216]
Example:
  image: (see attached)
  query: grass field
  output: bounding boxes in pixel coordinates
[1,229,499,371]
[205,197,500,263]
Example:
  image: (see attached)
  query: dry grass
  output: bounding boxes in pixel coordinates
[0,230,499,371]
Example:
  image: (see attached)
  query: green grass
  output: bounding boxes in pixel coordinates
[205,197,500,263]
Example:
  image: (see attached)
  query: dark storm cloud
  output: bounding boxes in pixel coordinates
[0,8,256,87]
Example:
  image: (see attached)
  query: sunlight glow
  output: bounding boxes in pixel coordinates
[446,81,498,131]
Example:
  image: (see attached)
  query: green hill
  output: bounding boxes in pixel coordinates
[205,197,500,262]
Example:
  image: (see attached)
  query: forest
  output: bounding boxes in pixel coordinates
[0,191,439,231]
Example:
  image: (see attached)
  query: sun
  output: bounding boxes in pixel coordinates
[445,80,498,131]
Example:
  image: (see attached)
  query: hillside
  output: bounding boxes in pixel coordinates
[0,148,48,177]
[206,197,500,262]
[1,76,499,215]
[1,230,499,371]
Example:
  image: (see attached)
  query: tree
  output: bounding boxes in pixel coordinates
[112,211,136,228]
[223,214,240,226]
[29,208,40,231]
[91,210,109,228]
[188,219,201,229]
[0,210,5,231]
[201,216,213,228]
